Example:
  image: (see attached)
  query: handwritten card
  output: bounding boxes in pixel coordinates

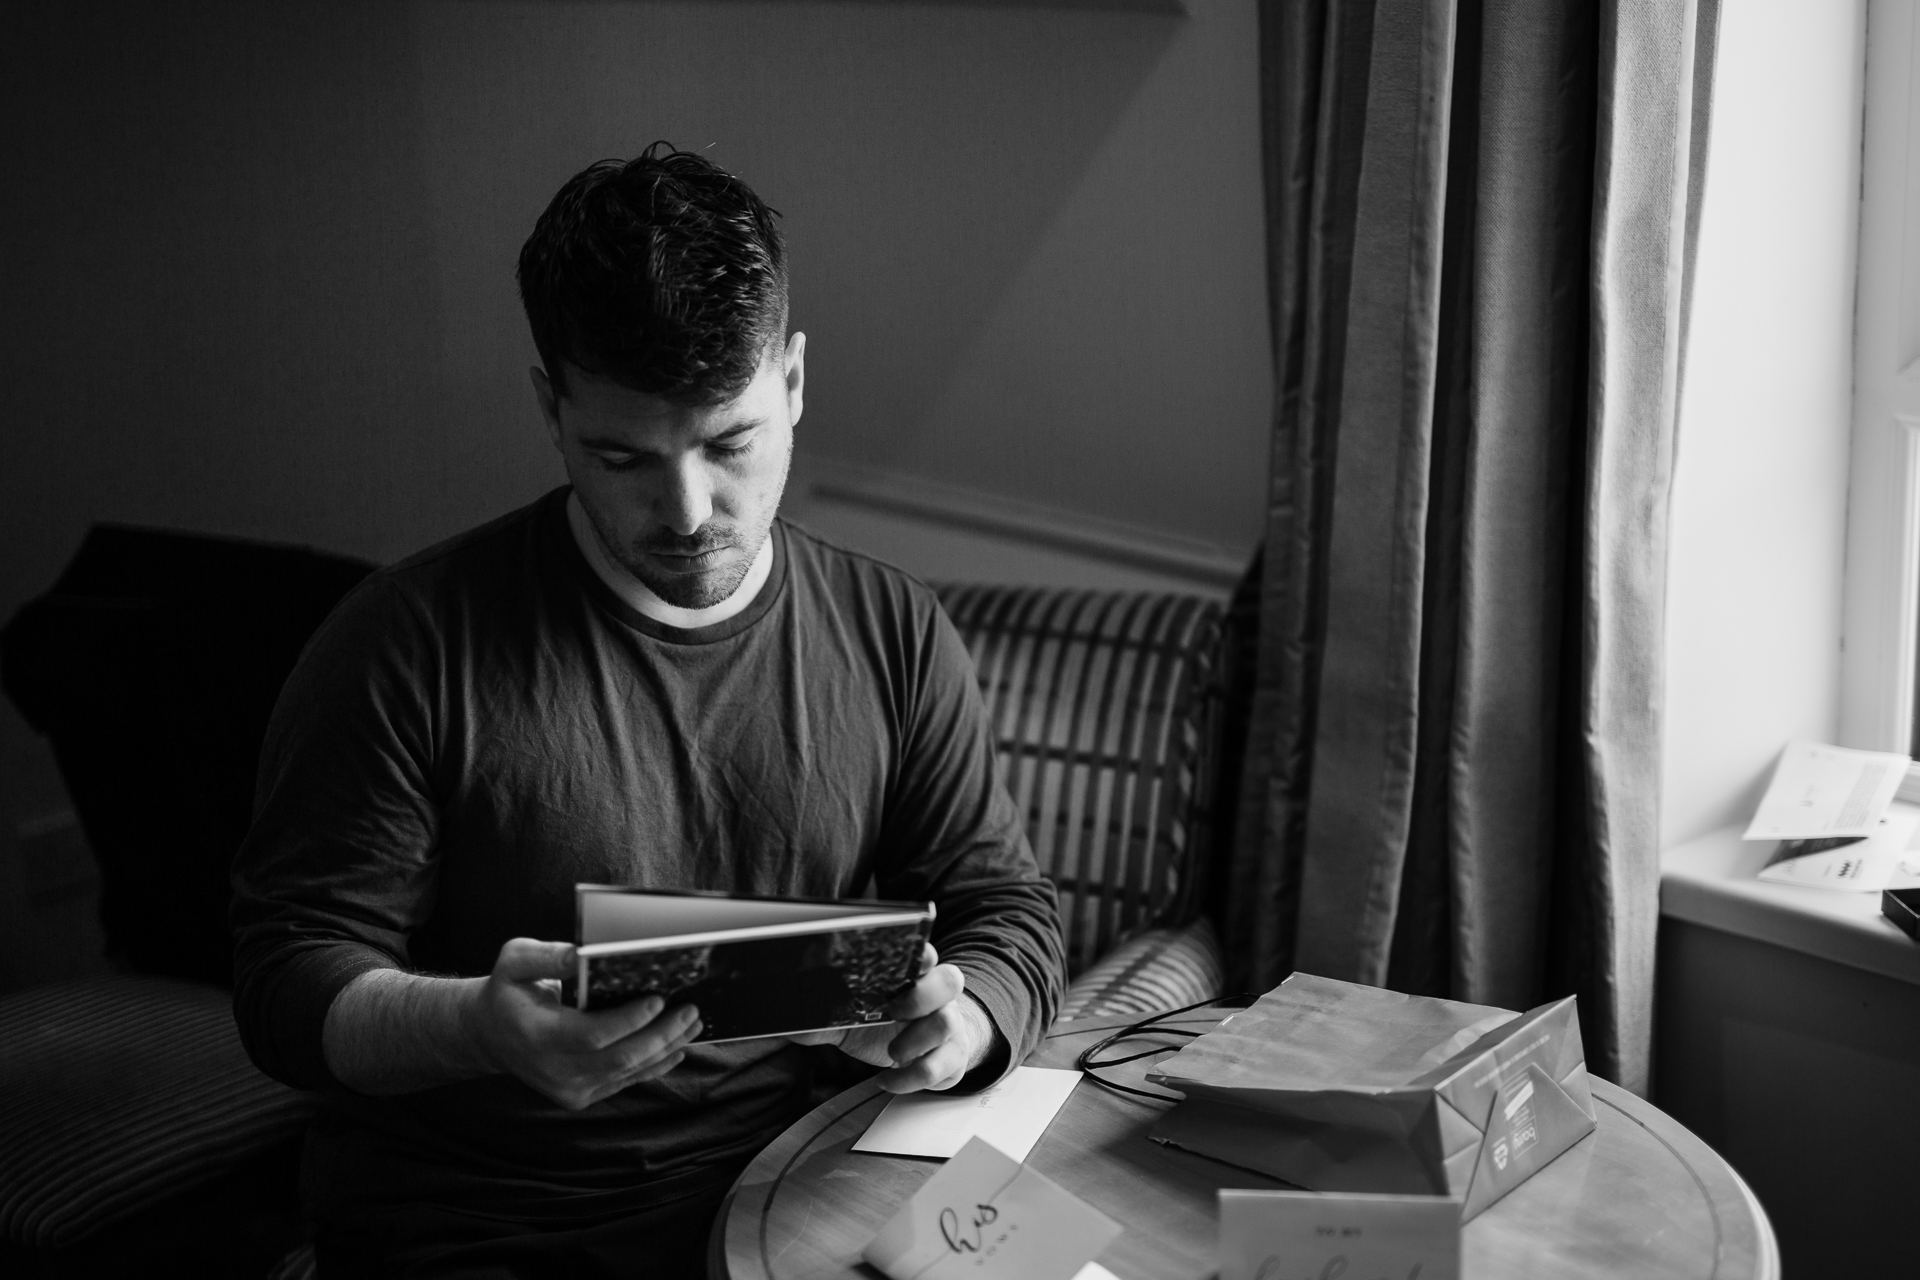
[853,1066,1081,1163]
[1218,1190,1460,1280]
[864,1137,1122,1280]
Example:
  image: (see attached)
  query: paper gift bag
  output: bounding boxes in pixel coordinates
[1145,973,1595,1220]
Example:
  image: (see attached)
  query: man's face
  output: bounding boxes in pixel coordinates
[534,333,803,610]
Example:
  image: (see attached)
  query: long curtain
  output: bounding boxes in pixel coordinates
[1216,0,1719,1095]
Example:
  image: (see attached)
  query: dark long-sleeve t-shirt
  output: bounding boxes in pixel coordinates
[229,488,1063,1224]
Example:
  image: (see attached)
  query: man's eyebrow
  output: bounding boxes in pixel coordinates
[577,433,646,453]
[576,419,762,454]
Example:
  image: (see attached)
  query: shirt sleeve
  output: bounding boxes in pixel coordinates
[871,598,1066,1087]
[229,575,443,1092]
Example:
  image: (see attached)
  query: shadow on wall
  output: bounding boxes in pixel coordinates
[2,0,1189,620]
[412,1,1189,524]
[2,2,445,618]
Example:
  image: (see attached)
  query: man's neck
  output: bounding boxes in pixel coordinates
[566,493,773,629]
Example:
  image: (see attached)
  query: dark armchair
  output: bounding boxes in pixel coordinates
[0,526,374,1276]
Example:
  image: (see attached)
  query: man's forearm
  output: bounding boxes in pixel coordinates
[322,968,494,1095]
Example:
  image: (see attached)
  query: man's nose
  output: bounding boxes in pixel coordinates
[657,456,714,536]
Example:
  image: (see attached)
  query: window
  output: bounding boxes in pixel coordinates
[1842,0,1920,753]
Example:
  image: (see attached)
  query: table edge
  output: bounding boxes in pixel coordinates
[1585,1078,1777,1280]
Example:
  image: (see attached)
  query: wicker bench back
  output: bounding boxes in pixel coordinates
[933,585,1227,977]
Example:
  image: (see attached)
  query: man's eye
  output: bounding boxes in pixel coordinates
[708,439,754,457]
[595,453,644,471]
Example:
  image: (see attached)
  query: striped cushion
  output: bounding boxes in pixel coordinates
[933,586,1227,978]
[1057,916,1225,1023]
[0,976,317,1248]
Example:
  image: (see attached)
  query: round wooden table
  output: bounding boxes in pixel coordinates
[713,1009,1779,1280]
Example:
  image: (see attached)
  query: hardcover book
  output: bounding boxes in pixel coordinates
[564,885,935,1043]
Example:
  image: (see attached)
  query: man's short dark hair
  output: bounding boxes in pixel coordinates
[517,142,787,406]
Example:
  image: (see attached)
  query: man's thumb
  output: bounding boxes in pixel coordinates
[494,936,575,983]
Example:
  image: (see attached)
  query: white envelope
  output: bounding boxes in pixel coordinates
[852,1066,1080,1163]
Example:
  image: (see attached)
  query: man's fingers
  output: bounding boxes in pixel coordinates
[591,1005,702,1072]
[877,1038,969,1093]
[575,1048,690,1108]
[541,995,669,1051]
[495,937,576,984]
[537,1010,701,1109]
[484,942,705,1106]
[885,1011,951,1068]
[888,962,964,1021]
[571,1012,701,1102]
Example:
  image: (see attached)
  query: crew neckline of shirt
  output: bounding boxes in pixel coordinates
[545,487,789,644]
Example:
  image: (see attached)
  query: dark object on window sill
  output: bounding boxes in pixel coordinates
[1882,887,1920,942]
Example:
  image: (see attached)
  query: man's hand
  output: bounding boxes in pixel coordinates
[799,944,999,1093]
[463,938,703,1110]
[322,937,702,1109]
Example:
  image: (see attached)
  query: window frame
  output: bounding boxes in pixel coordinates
[1841,0,1920,754]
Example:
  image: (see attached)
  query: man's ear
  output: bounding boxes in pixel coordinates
[530,366,563,451]
[783,332,806,429]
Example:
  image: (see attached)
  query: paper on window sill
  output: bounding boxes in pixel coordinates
[1760,807,1920,892]
[853,1066,1081,1163]
[1743,740,1909,842]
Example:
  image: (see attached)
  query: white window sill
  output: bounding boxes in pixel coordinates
[1659,818,1920,987]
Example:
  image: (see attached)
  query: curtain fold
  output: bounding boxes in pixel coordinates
[1221,0,1718,1095]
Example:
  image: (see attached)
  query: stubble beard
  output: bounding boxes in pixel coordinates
[631,532,762,609]
[590,439,791,611]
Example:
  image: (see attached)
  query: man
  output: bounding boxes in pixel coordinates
[230,144,1064,1278]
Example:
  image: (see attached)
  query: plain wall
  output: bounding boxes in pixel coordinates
[1660,0,1865,848]
[0,0,1269,624]
[0,0,1270,989]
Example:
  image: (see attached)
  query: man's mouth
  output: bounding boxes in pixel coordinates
[643,545,731,572]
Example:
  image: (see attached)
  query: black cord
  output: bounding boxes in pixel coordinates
[1075,993,1257,1102]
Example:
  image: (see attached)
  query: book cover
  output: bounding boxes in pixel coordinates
[564,885,935,1043]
